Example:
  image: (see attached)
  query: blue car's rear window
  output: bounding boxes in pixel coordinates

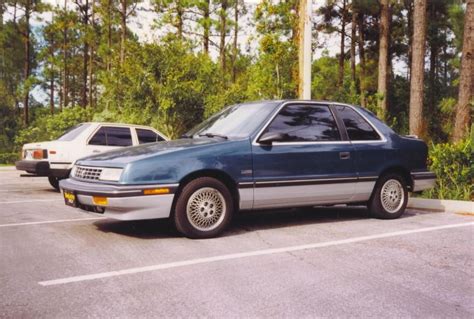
[186,101,280,138]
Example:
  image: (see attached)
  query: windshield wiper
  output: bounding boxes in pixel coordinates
[181,134,193,139]
[198,133,228,139]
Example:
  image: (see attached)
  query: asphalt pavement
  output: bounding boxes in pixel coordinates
[0,167,473,318]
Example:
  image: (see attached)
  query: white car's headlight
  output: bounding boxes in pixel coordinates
[99,168,123,181]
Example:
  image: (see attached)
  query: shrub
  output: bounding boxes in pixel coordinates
[422,138,473,201]
[0,152,19,164]
[15,106,91,150]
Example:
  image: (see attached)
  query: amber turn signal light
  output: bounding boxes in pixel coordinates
[143,188,170,195]
[92,196,108,205]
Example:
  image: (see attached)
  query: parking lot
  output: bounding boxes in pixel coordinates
[0,167,473,318]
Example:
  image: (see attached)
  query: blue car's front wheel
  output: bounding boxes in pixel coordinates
[173,177,234,238]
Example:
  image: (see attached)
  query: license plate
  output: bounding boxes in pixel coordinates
[63,190,77,207]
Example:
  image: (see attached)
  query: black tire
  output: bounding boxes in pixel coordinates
[48,176,60,191]
[173,177,234,239]
[368,173,408,219]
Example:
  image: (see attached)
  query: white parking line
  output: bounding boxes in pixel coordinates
[0,217,104,228]
[0,199,63,204]
[38,221,474,286]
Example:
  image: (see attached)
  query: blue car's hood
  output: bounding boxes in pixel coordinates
[77,138,229,167]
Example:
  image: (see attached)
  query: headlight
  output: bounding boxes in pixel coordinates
[70,165,77,177]
[99,168,123,181]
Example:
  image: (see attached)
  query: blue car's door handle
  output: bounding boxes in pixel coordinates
[339,152,351,160]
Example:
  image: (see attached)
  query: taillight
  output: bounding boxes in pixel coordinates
[23,149,48,159]
[49,150,56,155]
[33,150,43,159]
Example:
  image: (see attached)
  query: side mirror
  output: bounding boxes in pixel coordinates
[258,132,286,145]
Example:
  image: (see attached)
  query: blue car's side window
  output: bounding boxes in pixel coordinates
[264,104,341,142]
[335,106,380,141]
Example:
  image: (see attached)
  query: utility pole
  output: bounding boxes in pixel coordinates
[298,0,312,100]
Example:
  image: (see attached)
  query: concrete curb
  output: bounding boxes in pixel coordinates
[0,166,15,171]
[408,197,473,213]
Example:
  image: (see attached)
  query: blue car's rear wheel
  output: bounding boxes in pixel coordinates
[368,173,408,219]
[174,177,234,238]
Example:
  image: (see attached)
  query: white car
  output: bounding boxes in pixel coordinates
[15,122,168,190]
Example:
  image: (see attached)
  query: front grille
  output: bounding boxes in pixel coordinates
[73,166,103,181]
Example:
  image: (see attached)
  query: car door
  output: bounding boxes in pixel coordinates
[251,102,356,209]
[85,126,134,156]
[333,104,387,202]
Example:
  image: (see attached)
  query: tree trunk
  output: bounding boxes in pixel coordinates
[427,3,438,120]
[292,0,301,96]
[358,13,366,107]
[406,0,413,81]
[297,0,312,99]
[62,0,68,110]
[71,73,76,106]
[203,0,210,54]
[338,0,346,87]
[219,0,228,72]
[23,1,31,126]
[59,73,63,111]
[107,0,112,71]
[231,0,239,83]
[350,11,357,84]
[120,0,127,65]
[409,0,427,138]
[88,0,95,108]
[81,0,89,108]
[453,0,473,141]
[50,72,54,114]
[0,3,4,26]
[50,50,55,114]
[176,3,183,39]
[377,0,390,120]
[428,40,437,116]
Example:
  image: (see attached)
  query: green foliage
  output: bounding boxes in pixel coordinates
[98,40,220,138]
[311,55,359,104]
[15,106,91,148]
[422,139,473,201]
[245,37,296,100]
[0,152,19,164]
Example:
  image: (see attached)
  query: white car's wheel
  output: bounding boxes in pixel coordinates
[48,176,60,191]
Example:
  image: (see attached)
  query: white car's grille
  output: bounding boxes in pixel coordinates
[73,166,103,181]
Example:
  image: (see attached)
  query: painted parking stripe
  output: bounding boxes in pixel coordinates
[0,199,63,204]
[39,221,474,287]
[0,217,104,228]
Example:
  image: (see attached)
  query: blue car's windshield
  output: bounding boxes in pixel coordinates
[186,101,280,138]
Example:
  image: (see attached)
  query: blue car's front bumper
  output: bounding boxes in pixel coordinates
[59,178,178,220]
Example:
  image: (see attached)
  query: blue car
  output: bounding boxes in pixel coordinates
[60,100,436,238]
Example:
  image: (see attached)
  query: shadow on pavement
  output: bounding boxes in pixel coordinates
[93,205,419,239]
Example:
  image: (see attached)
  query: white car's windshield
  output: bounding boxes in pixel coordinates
[57,124,91,141]
[186,101,280,138]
